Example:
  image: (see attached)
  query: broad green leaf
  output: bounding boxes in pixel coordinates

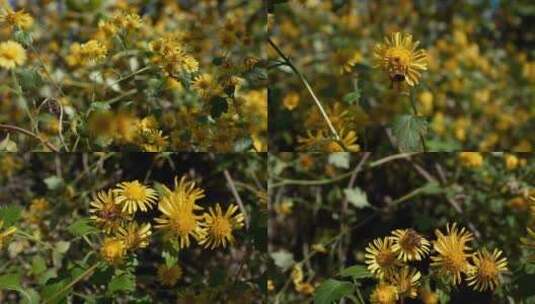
[270,249,295,271]
[108,273,135,293]
[342,90,360,105]
[313,279,354,304]
[0,204,22,226]
[67,218,98,237]
[391,114,428,152]
[328,153,350,169]
[339,265,373,280]
[344,187,369,209]
[31,255,47,275]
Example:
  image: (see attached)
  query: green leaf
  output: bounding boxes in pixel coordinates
[270,249,295,271]
[41,280,69,304]
[0,204,22,226]
[339,265,373,280]
[210,96,229,118]
[391,114,428,152]
[55,241,71,254]
[16,68,43,90]
[344,187,369,209]
[67,218,98,237]
[31,255,47,275]
[0,273,39,304]
[13,29,33,46]
[342,90,361,105]
[313,279,354,304]
[0,134,18,152]
[44,176,64,190]
[328,153,350,169]
[108,273,135,293]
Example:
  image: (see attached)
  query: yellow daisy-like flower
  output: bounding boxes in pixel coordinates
[0,40,27,69]
[162,176,205,209]
[117,222,152,250]
[430,223,473,285]
[157,263,183,287]
[155,193,205,249]
[0,8,33,30]
[391,229,431,261]
[365,237,400,278]
[89,190,129,234]
[100,238,126,264]
[374,32,427,86]
[0,220,17,250]
[467,248,508,291]
[370,282,399,304]
[199,203,245,249]
[191,73,220,98]
[387,267,421,299]
[114,181,158,214]
[298,129,360,152]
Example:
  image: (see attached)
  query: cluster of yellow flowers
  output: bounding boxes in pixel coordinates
[521,196,535,260]
[365,224,508,304]
[89,176,245,272]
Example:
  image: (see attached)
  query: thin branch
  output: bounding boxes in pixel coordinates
[223,169,250,229]
[0,124,59,152]
[268,38,341,142]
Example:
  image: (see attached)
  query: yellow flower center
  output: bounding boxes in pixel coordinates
[385,47,412,67]
[123,184,145,201]
[211,217,232,237]
[101,239,125,263]
[376,249,396,267]
[400,230,421,252]
[442,249,466,273]
[478,259,498,279]
[376,285,397,302]
[170,213,196,235]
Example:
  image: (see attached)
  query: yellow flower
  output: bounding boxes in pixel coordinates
[387,267,421,298]
[149,35,199,76]
[0,40,27,69]
[117,222,151,250]
[365,237,400,278]
[267,280,275,292]
[504,154,520,170]
[467,248,508,291]
[100,238,126,264]
[114,181,158,214]
[155,186,205,249]
[370,282,399,304]
[295,282,315,295]
[418,287,439,304]
[458,152,483,168]
[79,40,108,64]
[430,223,473,285]
[0,220,17,250]
[191,73,220,98]
[199,203,245,249]
[418,91,434,115]
[89,190,129,234]
[298,129,360,152]
[283,92,300,111]
[0,9,33,30]
[374,32,427,86]
[391,229,430,261]
[157,263,183,287]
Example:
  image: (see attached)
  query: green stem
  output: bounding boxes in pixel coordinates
[15,230,54,249]
[44,262,102,304]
